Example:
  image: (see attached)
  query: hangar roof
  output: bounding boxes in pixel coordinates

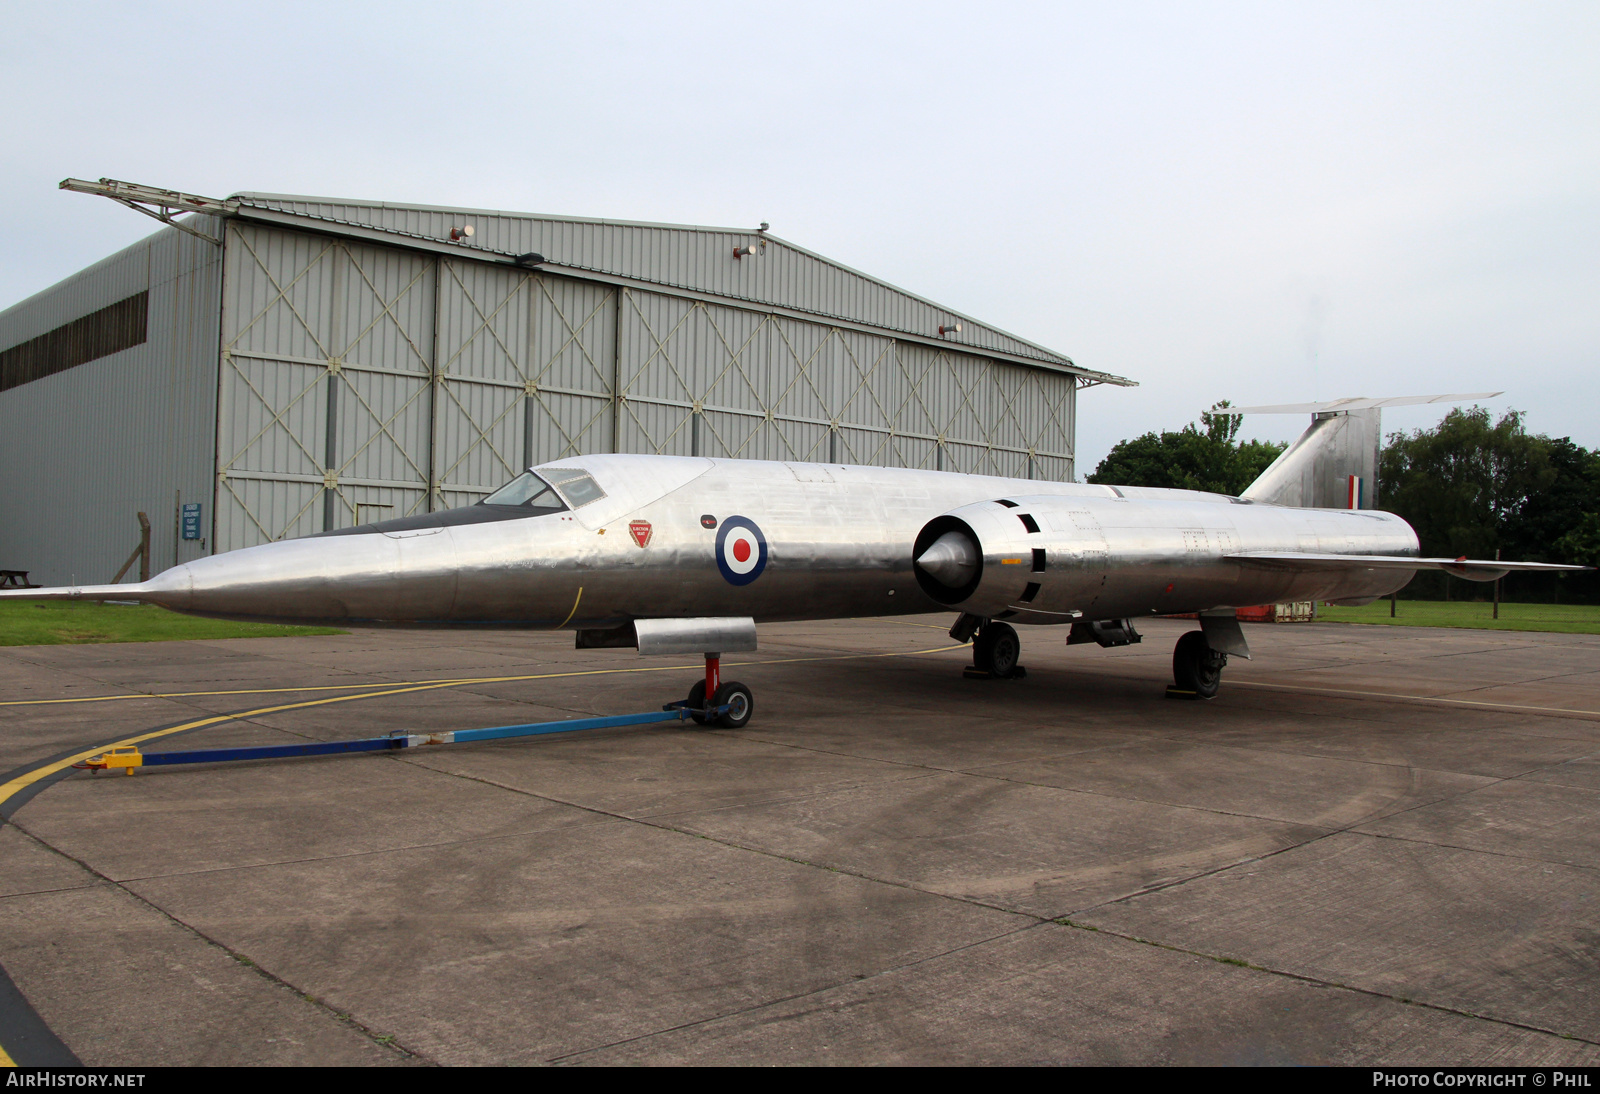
[228,192,1133,386]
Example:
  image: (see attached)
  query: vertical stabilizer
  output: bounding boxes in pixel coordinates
[1229,393,1500,509]
[1241,409,1379,508]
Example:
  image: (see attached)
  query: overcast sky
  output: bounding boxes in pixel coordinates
[2,1,1595,474]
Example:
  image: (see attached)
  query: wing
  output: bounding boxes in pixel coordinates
[1225,553,1591,583]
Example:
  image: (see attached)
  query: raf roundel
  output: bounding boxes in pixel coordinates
[715,516,768,586]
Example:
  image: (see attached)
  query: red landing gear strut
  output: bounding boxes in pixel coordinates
[672,652,754,729]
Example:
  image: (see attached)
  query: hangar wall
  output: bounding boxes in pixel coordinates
[215,221,1077,550]
[0,223,222,586]
[2,193,1109,581]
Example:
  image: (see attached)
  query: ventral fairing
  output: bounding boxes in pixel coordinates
[5,404,1585,724]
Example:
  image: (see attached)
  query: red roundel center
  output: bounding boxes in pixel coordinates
[732,539,752,562]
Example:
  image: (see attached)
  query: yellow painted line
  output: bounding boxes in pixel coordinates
[733,644,968,668]
[1,638,971,709]
[0,644,969,813]
[555,586,585,629]
[1230,678,1600,720]
[0,684,468,811]
[0,1042,12,1066]
[0,678,486,708]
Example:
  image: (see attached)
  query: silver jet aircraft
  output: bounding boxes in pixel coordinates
[5,426,1582,727]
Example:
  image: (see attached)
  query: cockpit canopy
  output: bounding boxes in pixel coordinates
[534,467,607,509]
[481,467,606,510]
[480,471,566,511]
[310,467,602,538]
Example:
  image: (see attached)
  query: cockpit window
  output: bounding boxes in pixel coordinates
[536,466,607,509]
[480,471,568,512]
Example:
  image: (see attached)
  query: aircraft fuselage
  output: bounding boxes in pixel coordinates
[102,455,1418,627]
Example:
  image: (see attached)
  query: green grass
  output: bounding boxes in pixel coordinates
[0,600,345,646]
[1315,600,1600,634]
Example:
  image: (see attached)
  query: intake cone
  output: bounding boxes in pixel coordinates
[915,530,979,588]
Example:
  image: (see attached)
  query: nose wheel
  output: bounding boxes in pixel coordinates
[1170,629,1227,698]
[683,655,754,728]
[711,681,753,728]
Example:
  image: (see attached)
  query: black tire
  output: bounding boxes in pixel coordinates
[972,622,1021,677]
[711,681,754,728]
[686,679,709,726]
[1173,630,1226,698]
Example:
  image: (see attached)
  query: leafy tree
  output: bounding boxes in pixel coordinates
[1087,401,1286,496]
[1554,512,1600,569]
[1514,437,1600,601]
[1379,407,1555,560]
[1092,401,1599,602]
[1380,407,1600,602]
[1505,437,1600,562]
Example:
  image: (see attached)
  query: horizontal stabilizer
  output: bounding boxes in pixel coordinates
[1226,552,1590,583]
[1228,393,1502,415]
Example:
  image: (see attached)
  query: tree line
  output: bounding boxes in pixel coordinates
[1087,403,1600,603]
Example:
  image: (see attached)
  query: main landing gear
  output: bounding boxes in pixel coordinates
[952,615,1025,679]
[681,653,754,728]
[1169,630,1227,699]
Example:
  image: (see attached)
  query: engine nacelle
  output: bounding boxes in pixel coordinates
[914,490,1422,623]
[913,498,1060,620]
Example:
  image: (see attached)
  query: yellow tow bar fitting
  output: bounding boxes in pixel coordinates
[87,746,144,775]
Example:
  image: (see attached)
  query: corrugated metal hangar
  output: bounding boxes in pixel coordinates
[0,181,1132,586]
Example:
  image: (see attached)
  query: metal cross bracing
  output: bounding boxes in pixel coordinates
[216,227,622,547]
[217,226,437,548]
[430,260,535,511]
[431,266,616,511]
[613,289,1076,477]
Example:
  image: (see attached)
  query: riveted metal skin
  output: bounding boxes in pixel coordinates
[1,455,1421,629]
[920,493,1419,622]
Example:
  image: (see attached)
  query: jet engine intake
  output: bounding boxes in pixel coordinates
[913,501,1046,616]
[913,517,984,604]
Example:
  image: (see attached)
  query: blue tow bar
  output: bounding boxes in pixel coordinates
[81,704,725,774]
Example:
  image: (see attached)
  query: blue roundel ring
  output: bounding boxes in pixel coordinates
[715,516,768,586]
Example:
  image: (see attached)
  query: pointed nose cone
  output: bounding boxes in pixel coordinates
[79,532,461,623]
[915,530,980,588]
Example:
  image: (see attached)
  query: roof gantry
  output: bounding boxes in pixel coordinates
[57,178,1133,385]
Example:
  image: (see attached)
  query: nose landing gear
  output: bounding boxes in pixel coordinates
[681,654,754,728]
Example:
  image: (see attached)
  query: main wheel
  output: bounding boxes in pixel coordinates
[972,622,1021,677]
[1173,630,1226,698]
[711,681,754,728]
[686,680,709,725]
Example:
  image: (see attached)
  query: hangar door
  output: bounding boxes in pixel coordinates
[432,262,614,512]
[616,289,1075,479]
[215,225,618,549]
[216,224,437,549]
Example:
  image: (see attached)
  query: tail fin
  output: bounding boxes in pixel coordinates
[1232,393,1500,509]
[1241,409,1379,508]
